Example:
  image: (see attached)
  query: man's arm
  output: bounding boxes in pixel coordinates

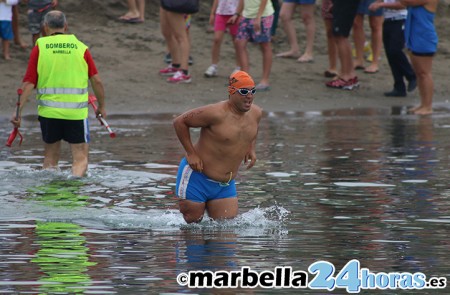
[369,0,406,11]
[10,82,35,128]
[244,106,263,169]
[89,74,106,118]
[173,104,221,172]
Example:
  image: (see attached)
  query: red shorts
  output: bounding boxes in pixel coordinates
[214,14,239,36]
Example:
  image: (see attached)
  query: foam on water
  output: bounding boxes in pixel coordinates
[99,205,290,234]
[334,182,396,187]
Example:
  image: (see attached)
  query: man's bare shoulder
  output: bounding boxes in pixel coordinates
[250,104,263,119]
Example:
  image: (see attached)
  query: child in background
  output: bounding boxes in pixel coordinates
[204,0,240,78]
[27,0,57,44]
[230,0,274,90]
[0,0,19,60]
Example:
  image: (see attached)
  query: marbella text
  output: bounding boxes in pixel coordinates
[177,260,447,292]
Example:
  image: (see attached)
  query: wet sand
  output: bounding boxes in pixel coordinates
[1,1,450,119]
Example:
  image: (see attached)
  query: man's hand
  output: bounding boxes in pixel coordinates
[244,150,257,170]
[10,114,21,128]
[187,153,203,172]
[96,105,107,119]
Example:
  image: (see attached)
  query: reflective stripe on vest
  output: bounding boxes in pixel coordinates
[38,100,89,109]
[37,87,88,95]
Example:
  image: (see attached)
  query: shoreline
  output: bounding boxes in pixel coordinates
[1,1,449,119]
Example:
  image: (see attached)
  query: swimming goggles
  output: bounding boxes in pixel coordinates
[232,87,256,96]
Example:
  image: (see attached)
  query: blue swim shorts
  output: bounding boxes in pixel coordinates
[0,21,13,41]
[175,158,237,203]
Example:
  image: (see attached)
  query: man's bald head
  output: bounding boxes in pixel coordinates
[44,10,67,30]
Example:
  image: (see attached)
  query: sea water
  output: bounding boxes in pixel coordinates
[0,109,449,294]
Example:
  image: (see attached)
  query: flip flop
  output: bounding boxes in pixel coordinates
[123,17,144,24]
[255,84,270,91]
[354,65,365,70]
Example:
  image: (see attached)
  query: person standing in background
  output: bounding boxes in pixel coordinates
[230,0,274,91]
[10,10,106,177]
[369,0,416,97]
[0,0,19,60]
[27,0,57,44]
[352,0,383,74]
[276,0,316,63]
[118,0,145,23]
[12,3,28,49]
[204,0,240,78]
[159,5,193,84]
[325,0,361,90]
[321,0,338,78]
[400,0,438,115]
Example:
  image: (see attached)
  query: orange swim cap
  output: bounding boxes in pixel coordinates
[228,71,255,95]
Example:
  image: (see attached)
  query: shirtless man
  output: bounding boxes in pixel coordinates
[173,70,262,223]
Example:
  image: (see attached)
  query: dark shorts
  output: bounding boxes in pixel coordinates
[332,0,360,37]
[28,7,52,35]
[410,51,435,57]
[0,21,13,40]
[39,116,90,144]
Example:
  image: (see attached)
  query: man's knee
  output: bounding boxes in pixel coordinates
[179,200,206,223]
[183,213,204,224]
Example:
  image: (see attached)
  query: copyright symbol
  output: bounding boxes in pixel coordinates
[177,273,189,286]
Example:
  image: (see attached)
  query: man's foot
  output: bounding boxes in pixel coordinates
[408,106,432,115]
[14,40,28,49]
[275,51,301,59]
[326,77,359,90]
[407,78,417,92]
[159,65,178,76]
[364,64,379,74]
[297,54,314,63]
[167,71,191,83]
[118,12,139,21]
[3,55,11,60]
[384,89,406,97]
[204,65,218,78]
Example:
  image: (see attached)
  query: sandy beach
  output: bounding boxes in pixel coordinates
[1,0,450,119]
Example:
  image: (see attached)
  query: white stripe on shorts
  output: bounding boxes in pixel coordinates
[177,164,193,199]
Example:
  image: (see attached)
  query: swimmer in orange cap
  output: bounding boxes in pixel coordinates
[173,70,263,223]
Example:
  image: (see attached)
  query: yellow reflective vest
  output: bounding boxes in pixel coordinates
[36,34,89,120]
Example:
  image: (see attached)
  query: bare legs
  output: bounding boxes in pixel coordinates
[43,141,89,177]
[277,3,315,62]
[335,35,356,81]
[409,54,434,115]
[352,14,383,72]
[160,8,190,72]
[324,18,338,76]
[12,5,28,49]
[236,39,272,87]
[119,0,145,22]
[179,198,238,224]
